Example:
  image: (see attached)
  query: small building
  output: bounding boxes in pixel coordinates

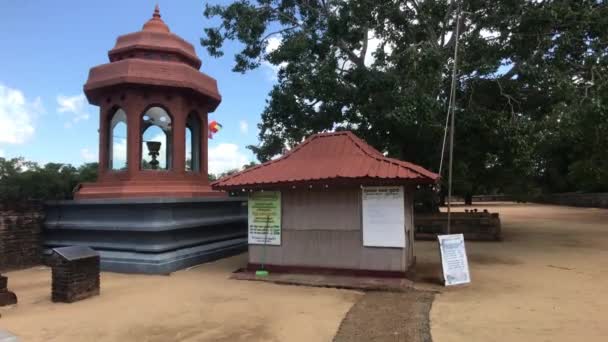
[213,131,439,276]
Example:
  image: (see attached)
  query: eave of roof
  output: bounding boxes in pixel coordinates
[212,131,440,190]
[83,59,221,110]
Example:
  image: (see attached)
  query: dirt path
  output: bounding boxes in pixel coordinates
[423,203,608,342]
[334,290,435,342]
[0,254,361,342]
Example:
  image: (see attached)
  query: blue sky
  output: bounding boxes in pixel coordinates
[0,1,276,174]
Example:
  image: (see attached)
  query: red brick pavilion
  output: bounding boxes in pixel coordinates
[44,6,247,275]
[77,5,221,199]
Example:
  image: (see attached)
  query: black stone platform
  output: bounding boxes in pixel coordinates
[44,197,247,274]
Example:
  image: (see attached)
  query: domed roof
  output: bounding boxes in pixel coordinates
[142,5,170,33]
[84,5,220,110]
[107,5,201,69]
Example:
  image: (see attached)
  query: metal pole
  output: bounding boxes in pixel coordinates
[439,75,454,176]
[447,1,461,235]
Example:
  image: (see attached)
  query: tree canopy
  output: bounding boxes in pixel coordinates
[0,158,98,201]
[202,0,608,196]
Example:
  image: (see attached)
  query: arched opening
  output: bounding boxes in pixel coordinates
[141,106,172,170]
[109,108,127,171]
[185,112,201,172]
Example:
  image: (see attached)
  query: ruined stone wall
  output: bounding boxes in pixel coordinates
[535,193,608,208]
[0,202,44,271]
[414,212,502,241]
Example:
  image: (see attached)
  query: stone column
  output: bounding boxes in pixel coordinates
[97,106,109,177]
[126,101,144,177]
[0,275,17,306]
[172,103,186,173]
[201,112,209,182]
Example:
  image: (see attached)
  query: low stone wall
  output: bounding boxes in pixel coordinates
[535,193,608,208]
[414,212,501,241]
[0,202,44,271]
[472,194,514,202]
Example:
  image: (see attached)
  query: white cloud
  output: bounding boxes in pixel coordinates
[480,29,500,40]
[57,94,90,127]
[110,137,127,169]
[363,30,393,67]
[0,149,4,157]
[263,36,288,80]
[208,143,249,175]
[239,120,249,134]
[80,148,97,163]
[0,84,41,144]
[266,36,281,54]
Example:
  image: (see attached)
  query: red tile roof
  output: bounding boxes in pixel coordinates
[212,131,440,190]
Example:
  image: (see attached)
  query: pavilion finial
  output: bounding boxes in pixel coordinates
[142,3,169,32]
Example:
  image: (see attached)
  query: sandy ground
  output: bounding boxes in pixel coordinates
[0,254,361,342]
[425,203,608,342]
[1,203,607,341]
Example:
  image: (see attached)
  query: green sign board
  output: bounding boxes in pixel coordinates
[248,191,281,245]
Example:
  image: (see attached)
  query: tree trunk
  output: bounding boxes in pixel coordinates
[465,193,473,205]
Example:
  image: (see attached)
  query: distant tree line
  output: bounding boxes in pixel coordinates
[0,157,98,202]
[0,157,258,201]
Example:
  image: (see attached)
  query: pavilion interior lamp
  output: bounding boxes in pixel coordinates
[146,141,162,170]
[255,215,271,277]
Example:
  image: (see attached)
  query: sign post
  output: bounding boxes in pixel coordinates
[256,216,271,277]
[438,234,471,286]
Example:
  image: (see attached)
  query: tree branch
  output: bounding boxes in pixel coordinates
[440,0,456,47]
[317,0,366,68]
[360,28,369,65]
[495,79,520,119]
[410,0,440,48]
[260,26,300,45]
[443,13,465,50]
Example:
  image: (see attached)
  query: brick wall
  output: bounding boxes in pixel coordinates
[0,201,44,271]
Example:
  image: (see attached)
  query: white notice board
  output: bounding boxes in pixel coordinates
[438,234,471,286]
[362,186,405,248]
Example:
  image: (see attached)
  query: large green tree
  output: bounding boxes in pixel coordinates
[202,0,607,196]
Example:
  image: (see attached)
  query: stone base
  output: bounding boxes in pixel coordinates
[44,197,248,274]
[0,291,17,306]
[98,238,247,274]
[0,276,17,307]
[75,180,224,200]
[52,288,100,303]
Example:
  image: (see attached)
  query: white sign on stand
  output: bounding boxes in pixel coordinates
[362,186,405,248]
[438,234,471,286]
